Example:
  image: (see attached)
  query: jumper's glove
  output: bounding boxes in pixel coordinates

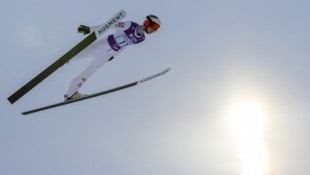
[77,25,90,35]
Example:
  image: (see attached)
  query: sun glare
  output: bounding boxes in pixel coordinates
[228,100,271,175]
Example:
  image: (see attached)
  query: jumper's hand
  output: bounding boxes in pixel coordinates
[77,25,90,35]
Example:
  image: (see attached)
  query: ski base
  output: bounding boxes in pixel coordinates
[22,68,170,115]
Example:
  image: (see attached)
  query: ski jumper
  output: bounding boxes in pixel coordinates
[66,21,145,97]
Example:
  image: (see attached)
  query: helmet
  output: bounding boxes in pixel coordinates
[143,15,161,31]
[146,15,161,26]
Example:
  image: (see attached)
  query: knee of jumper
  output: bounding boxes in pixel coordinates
[77,77,87,88]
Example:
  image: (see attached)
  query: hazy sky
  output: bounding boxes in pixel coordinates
[1,0,310,175]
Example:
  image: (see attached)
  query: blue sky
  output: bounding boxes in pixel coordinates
[1,0,310,175]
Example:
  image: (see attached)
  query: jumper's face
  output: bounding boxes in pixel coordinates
[146,26,156,34]
[144,21,160,34]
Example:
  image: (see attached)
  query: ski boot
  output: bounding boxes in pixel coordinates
[64,92,88,101]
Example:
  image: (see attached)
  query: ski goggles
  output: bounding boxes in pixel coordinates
[150,23,160,31]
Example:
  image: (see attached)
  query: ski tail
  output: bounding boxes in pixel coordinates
[21,67,171,115]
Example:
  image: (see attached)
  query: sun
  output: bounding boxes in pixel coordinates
[227,100,271,175]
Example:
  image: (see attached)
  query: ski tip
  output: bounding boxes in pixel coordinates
[161,67,171,74]
[118,9,127,16]
[138,67,171,84]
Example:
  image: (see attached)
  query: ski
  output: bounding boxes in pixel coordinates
[8,10,126,104]
[21,67,171,115]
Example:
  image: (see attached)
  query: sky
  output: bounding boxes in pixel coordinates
[1,0,310,175]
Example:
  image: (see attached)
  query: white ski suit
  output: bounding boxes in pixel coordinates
[66,21,145,97]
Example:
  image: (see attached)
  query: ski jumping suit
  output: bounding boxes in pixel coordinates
[66,21,145,97]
